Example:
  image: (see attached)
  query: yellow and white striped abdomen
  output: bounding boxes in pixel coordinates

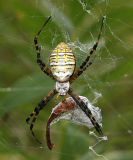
[49,42,76,82]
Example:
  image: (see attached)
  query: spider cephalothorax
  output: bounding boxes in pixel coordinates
[26,16,105,150]
[55,81,70,96]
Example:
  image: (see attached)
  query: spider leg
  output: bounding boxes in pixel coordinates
[26,88,57,144]
[77,54,97,77]
[68,88,103,135]
[70,16,105,83]
[34,16,56,81]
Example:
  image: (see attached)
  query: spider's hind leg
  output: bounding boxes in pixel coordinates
[70,16,105,83]
[34,16,56,81]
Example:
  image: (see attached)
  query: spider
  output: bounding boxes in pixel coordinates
[26,16,105,149]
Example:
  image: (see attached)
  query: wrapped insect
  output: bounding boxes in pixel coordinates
[46,96,102,150]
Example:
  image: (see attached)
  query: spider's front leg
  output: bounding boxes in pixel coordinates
[26,88,57,143]
[68,88,103,135]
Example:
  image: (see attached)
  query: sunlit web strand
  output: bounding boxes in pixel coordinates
[89,131,109,160]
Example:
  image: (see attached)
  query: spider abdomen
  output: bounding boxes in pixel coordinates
[49,42,76,82]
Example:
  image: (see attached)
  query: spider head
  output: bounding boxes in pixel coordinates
[55,81,70,96]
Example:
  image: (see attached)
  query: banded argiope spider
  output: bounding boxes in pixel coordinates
[26,16,105,150]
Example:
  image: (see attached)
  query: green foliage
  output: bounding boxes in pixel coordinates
[0,0,133,160]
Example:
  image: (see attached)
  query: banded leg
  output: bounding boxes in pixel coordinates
[68,88,103,135]
[34,16,55,81]
[70,16,105,83]
[26,88,57,143]
[72,54,96,79]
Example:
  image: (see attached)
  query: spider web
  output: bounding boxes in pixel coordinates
[0,0,133,160]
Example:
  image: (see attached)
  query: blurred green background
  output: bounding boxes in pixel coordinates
[0,0,133,160]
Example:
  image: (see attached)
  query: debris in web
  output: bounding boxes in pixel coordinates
[77,0,91,15]
[89,131,108,160]
[46,96,102,150]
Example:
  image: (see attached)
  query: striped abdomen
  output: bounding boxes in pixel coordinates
[49,42,76,82]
